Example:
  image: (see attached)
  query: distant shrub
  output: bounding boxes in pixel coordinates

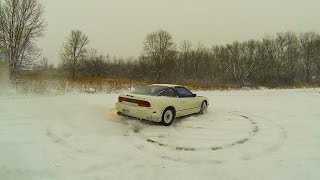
[184,82,233,90]
[11,72,320,95]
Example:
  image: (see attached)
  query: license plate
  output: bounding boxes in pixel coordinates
[123,109,130,114]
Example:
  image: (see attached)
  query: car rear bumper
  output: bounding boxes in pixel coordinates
[115,102,162,122]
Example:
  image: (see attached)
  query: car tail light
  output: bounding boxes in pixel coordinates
[118,96,124,102]
[137,100,151,107]
[118,96,151,107]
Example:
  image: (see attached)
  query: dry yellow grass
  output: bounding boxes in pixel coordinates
[183,82,233,90]
[15,71,320,92]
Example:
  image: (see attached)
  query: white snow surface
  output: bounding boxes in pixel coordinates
[0,88,320,180]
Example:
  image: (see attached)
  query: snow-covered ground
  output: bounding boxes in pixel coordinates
[0,88,320,180]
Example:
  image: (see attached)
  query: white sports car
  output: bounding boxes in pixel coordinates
[115,84,209,126]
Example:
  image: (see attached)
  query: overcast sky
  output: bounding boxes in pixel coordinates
[38,0,320,65]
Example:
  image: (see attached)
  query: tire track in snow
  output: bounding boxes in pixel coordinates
[127,110,287,164]
[135,111,259,152]
[105,108,287,164]
[239,113,288,160]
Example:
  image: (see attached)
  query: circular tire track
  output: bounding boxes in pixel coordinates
[112,109,287,163]
[137,111,260,152]
[238,113,288,160]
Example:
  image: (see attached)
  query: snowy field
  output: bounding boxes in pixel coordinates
[0,88,320,180]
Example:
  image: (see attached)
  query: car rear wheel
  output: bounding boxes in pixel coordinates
[161,108,175,126]
[199,101,207,114]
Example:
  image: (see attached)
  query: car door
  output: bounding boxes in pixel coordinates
[175,87,199,116]
[158,88,183,116]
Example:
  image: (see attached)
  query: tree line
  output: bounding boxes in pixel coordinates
[1,0,320,87]
[59,29,320,87]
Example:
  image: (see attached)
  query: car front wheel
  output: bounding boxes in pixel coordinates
[199,101,207,114]
[161,108,175,126]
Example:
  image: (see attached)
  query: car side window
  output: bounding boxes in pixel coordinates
[159,88,177,97]
[175,87,193,98]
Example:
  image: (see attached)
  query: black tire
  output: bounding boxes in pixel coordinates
[199,101,207,114]
[161,108,175,126]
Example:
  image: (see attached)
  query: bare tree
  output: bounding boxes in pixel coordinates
[275,32,300,84]
[218,40,260,86]
[179,40,192,81]
[40,56,48,70]
[260,36,277,83]
[300,32,320,83]
[193,43,208,81]
[316,40,320,75]
[143,29,176,83]
[0,0,46,73]
[79,49,108,77]
[60,30,89,78]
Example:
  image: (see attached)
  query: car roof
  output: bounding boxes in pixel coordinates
[150,84,182,88]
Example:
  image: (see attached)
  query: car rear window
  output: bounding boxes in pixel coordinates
[131,85,167,96]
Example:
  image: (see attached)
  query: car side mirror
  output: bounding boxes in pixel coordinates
[192,94,197,97]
